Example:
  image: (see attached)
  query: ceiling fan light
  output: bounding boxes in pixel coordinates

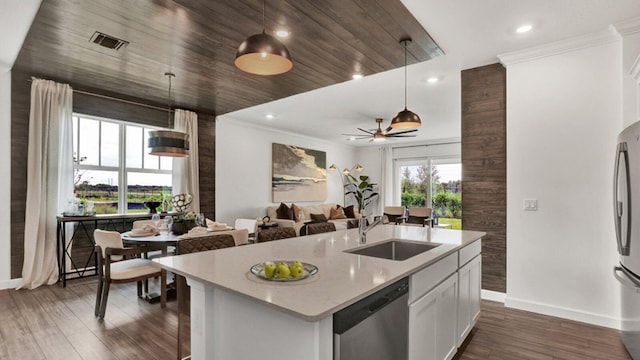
[235,32,293,75]
[390,108,421,129]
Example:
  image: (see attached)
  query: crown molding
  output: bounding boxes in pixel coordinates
[216,115,357,149]
[613,17,640,36]
[498,27,621,67]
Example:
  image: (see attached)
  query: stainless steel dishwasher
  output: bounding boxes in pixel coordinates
[333,277,409,360]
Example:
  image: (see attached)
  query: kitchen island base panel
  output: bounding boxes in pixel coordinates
[188,279,333,360]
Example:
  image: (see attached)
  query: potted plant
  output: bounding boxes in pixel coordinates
[170,212,197,235]
[345,174,379,213]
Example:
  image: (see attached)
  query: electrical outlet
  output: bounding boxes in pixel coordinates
[523,199,538,211]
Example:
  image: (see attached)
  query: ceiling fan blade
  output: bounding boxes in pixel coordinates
[341,133,368,136]
[357,128,375,135]
[386,134,416,138]
[388,129,418,136]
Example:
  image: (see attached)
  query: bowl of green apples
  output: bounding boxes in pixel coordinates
[250,260,318,282]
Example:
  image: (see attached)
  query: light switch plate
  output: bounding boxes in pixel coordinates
[523,199,538,211]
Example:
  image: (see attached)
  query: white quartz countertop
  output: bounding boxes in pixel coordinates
[153,225,484,321]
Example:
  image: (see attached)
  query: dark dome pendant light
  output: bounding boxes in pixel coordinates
[390,38,422,129]
[235,0,292,76]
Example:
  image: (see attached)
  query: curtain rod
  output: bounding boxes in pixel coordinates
[28,77,172,113]
[392,141,460,150]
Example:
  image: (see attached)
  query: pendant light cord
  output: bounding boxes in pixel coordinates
[404,40,407,109]
[262,0,266,32]
[165,72,175,129]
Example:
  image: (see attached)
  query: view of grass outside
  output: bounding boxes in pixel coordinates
[73,114,174,215]
[400,162,462,229]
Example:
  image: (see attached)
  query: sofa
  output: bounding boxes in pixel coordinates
[266,203,361,235]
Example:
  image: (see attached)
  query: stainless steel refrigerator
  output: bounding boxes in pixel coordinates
[614,120,640,359]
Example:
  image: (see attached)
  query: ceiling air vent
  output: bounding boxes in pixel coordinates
[89,31,129,50]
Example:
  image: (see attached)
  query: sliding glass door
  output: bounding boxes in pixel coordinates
[396,157,461,229]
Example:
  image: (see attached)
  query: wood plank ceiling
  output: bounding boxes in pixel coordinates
[13,0,442,116]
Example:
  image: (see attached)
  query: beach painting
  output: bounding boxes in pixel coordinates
[272,143,327,202]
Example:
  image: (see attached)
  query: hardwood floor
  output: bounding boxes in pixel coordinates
[454,300,631,360]
[0,281,631,359]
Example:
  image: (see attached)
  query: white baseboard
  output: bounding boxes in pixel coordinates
[481,289,506,303]
[0,278,22,290]
[505,296,621,330]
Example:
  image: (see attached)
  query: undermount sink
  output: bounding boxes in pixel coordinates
[345,239,441,261]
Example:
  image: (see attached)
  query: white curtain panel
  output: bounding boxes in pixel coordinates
[172,109,200,213]
[20,78,74,289]
[379,146,394,215]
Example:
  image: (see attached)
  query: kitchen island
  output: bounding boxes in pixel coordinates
[154,225,484,360]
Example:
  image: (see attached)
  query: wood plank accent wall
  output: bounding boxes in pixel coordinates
[10,71,216,278]
[461,63,507,293]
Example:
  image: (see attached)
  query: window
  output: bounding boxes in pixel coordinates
[396,158,462,229]
[73,114,173,214]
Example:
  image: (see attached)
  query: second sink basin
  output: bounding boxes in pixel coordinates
[345,239,441,261]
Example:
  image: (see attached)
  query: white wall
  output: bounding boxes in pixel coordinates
[215,118,356,225]
[0,70,12,287]
[503,38,623,328]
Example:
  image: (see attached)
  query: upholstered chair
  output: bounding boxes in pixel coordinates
[406,207,434,227]
[94,229,166,320]
[305,222,337,235]
[383,206,406,224]
[175,234,236,360]
[257,227,296,242]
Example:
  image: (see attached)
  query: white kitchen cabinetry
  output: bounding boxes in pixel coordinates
[409,252,459,360]
[457,254,481,347]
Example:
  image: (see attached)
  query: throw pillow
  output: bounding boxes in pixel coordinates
[276,202,294,220]
[291,203,300,221]
[310,213,328,223]
[338,204,356,218]
[329,207,346,220]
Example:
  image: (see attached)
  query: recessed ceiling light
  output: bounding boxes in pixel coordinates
[427,77,439,84]
[265,114,275,119]
[516,24,533,33]
[352,74,363,80]
[275,30,290,38]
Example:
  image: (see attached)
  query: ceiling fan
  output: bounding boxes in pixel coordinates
[342,118,418,141]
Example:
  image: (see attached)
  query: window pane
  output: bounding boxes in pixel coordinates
[74,170,119,214]
[78,117,99,165]
[143,129,160,170]
[126,126,143,168]
[160,156,173,171]
[101,122,119,166]
[431,161,462,229]
[400,165,427,208]
[127,172,172,213]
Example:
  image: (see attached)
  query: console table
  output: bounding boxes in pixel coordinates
[56,212,179,286]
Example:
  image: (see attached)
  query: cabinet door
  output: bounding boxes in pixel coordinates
[437,273,458,360]
[409,273,458,360]
[457,255,481,347]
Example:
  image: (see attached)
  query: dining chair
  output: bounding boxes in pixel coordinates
[94,229,166,320]
[175,234,236,360]
[305,222,337,235]
[256,227,296,242]
[234,218,258,241]
[383,206,406,224]
[406,207,434,227]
